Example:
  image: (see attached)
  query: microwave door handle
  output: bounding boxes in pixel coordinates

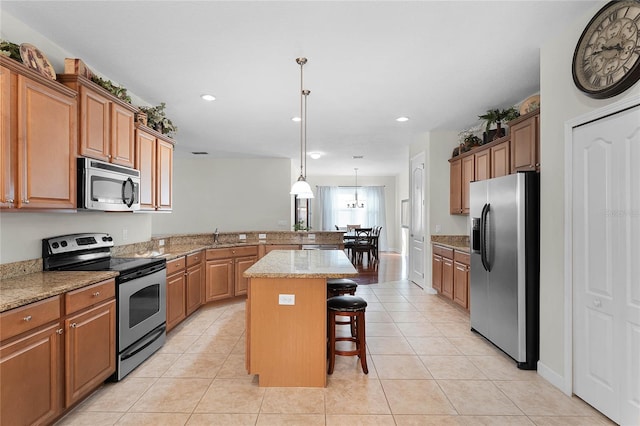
[122,177,135,208]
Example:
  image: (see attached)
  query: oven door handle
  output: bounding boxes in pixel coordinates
[121,325,166,361]
[122,177,135,208]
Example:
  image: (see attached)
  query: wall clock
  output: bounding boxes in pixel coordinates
[572,0,640,99]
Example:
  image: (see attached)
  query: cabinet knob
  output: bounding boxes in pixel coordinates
[56,328,64,335]
[23,315,32,322]
[93,291,100,297]
[22,199,30,204]
[5,198,13,203]
[70,323,78,328]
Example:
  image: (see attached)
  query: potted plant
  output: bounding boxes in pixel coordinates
[293,220,311,231]
[138,102,178,138]
[0,39,22,63]
[478,107,520,142]
[90,75,132,104]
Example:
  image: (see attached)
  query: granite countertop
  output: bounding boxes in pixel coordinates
[0,271,119,313]
[431,235,470,253]
[432,242,470,253]
[119,242,257,261]
[244,250,357,279]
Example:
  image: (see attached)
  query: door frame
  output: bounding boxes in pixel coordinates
[409,152,427,288]
[562,94,640,396]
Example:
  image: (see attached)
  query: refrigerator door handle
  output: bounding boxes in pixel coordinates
[480,203,491,271]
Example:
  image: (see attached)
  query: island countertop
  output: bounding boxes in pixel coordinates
[243,249,357,279]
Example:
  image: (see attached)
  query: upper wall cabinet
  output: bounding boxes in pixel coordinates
[135,124,173,211]
[509,110,540,172]
[58,74,136,168]
[0,57,78,210]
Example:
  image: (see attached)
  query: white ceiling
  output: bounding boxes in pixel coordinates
[1,1,599,177]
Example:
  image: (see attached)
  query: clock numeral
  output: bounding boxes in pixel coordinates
[591,74,602,87]
[605,74,615,86]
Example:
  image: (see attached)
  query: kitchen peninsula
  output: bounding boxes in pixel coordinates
[244,249,357,387]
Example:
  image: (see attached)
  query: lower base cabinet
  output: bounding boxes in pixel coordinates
[432,244,470,311]
[205,246,258,302]
[0,278,116,425]
[166,256,187,332]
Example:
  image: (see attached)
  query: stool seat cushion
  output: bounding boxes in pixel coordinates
[327,281,358,291]
[327,278,357,286]
[327,295,367,312]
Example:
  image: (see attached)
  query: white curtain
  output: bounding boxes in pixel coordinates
[316,185,387,252]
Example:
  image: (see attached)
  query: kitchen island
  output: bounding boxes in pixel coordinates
[243,249,357,387]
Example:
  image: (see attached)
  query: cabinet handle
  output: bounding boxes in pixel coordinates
[93,291,100,297]
[22,199,30,204]
[70,323,77,328]
[5,198,13,203]
[23,315,32,322]
[56,328,64,335]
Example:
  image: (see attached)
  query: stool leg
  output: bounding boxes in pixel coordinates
[328,312,336,374]
[357,312,368,374]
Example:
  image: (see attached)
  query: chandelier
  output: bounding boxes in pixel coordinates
[347,168,365,208]
[290,57,314,199]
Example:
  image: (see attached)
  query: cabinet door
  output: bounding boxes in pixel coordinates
[186,264,203,316]
[442,257,454,299]
[1,323,62,426]
[156,139,173,211]
[166,271,186,332]
[511,114,539,172]
[449,159,462,214]
[65,300,116,406]
[234,255,257,296]
[474,151,490,182]
[110,103,135,167]
[453,261,469,309]
[205,259,234,302]
[135,130,157,210]
[0,65,16,208]
[490,140,510,178]
[17,75,77,208]
[461,155,475,215]
[79,85,110,161]
[432,254,443,293]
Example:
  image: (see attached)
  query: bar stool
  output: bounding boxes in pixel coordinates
[327,278,358,298]
[327,295,368,374]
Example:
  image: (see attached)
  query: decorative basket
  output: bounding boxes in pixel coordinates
[135,111,148,126]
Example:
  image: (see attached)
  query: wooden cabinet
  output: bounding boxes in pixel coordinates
[205,246,258,301]
[0,57,78,210]
[135,125,174,211]
[449,158,462,214]
[509,110,539,172]
[474,150,490,182]
[432,244,470,311]
[461,156,474,214]
[186,251,204,316]
[166,257,187,332]
[58,74,136,167]
[453,251,470,310]
[0,296,62,426]
[1,279,116,424]
[490,140,510,178]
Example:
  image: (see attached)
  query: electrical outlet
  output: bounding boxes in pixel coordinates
[278,294,295,305]
[238,234,247,240]
[258,233,267,239]
[307,233,316,240]
[435,225,441,233]
[122,228,128,241]
[158,239,165,247]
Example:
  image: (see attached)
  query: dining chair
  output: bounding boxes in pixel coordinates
[352,228,373,264]
[370,226,382,260]
[346,224,361,231]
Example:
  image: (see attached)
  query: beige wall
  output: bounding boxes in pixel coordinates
[538,1,640,386]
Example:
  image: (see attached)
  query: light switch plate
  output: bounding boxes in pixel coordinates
[258,233,267,239]
[278,294,295,305]
[239,234,247,240]
[307,233,316,240]
[158,239,165,247]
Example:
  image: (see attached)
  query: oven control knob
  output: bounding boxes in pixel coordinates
[52,242,59,249]
[102,236,108,242]
[61,241,68,247]
[107,236,113,241]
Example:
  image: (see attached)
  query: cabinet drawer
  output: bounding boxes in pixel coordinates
[0,296,61,341]
[454,251,470,265]
[166,257,186,275]
[433,245,454,259]
[65,279,115,315]
[207,246,258,260]
[186,251,203,267]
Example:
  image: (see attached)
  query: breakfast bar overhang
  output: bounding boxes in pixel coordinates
[243,249,357,387]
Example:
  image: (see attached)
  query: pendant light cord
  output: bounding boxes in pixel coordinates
[299,59,304,178]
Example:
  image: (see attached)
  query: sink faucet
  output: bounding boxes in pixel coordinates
[214,228,219,243]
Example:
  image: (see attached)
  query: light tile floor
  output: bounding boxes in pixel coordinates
[56,280,614,426]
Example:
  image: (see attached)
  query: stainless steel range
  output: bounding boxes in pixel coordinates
[42,233,166,380]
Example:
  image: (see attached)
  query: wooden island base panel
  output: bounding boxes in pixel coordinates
[243,250,357,387]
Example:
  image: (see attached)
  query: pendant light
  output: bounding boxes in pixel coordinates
[290,57,314,199]
[347,168,365,208]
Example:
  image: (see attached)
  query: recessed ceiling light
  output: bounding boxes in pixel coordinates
[192,151,209,155]
[352,155,364,159]
[308,152,323,160]
[201,94,216,101]
[291,117,301,122]
[396,116,409,122]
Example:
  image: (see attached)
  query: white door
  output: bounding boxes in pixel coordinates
[572,104,640,426]
[409,153,425,287]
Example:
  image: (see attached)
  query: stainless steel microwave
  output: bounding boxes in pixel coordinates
[77,157,140,211]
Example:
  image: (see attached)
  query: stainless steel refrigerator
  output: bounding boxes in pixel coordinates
[469,172,539,370]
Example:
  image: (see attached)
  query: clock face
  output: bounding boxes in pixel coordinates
[573,0,640,99]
